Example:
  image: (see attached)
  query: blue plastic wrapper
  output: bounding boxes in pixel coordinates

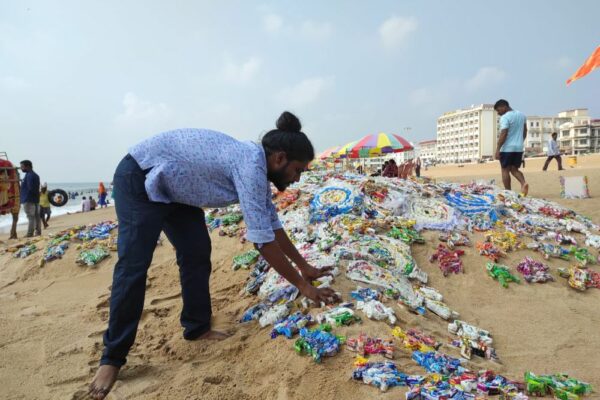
[76,221,118,241]
[352,361,413,392]
[294,326,342,362]
[310,186,355,223]
[240,303,268,323]
[411,351,464,375]
[271,312,312,339]
[44,242,69,262]
[267,285,299,304]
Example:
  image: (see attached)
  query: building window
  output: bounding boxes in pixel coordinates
[580,139,587,145]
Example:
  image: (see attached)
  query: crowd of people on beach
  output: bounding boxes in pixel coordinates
[1,158,113,240]
[381,158,422,178]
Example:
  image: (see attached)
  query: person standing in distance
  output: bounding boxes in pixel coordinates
[494,99,529,196]
[19,160,41,237]
[542,132,565,171]
[88,111,337,399]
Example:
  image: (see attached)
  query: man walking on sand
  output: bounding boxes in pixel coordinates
[494,99,529,196]
[542,132,565,171]
[88,111,337,399]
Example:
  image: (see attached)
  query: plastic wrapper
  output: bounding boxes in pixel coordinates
[429,244,464,276]
[350,286,381,302]
[424,298,458,321]
[516,257,554,283]
[43,242,69,262]
[392,326,440,352]
[14,244,38,258]
[346,260,423,311]
[412,351,464,376]
[356,300,396,325]
[76,247,110,266]
[258,303,290,327]
[76,221,118,241]
[347,334,395,359]
[524,371,592,398]
[405,197,460,231]
[271,311,312,338]
[351,361,410,391]
[240,303,268,323]
[316,305,360,326]
[232,249,260,270]
[438,230,471,249]
[585,234,600,249]
[486,262,520,288]
[294,325,343,362]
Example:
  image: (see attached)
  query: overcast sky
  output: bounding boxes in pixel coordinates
[1,0,599,182]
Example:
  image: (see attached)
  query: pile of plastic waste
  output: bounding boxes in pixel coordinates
[223,171,598,398]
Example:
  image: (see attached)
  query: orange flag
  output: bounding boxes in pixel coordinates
[567,46,600,85]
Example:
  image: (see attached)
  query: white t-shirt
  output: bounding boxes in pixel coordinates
[82,199,91,212]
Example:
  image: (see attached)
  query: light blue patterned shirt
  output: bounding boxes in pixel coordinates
[129,129,282,243]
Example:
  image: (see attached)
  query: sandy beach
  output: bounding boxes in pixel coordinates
[1,155,599,400]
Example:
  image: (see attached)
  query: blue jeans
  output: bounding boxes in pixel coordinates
[101,154,212,367]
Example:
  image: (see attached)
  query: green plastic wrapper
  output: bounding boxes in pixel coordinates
[232,249,260,270]
[77,247,110,266]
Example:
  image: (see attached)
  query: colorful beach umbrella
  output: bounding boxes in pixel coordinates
[347,133,413,158]
[335,140,358,158]
[318,145,341,160]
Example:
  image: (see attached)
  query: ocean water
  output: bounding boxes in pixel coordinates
[0,182,113,234]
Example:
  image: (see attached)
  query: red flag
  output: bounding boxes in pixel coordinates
[567,46,600,85]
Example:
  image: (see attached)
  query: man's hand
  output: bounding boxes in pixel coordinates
[495,151,501,160]
[299,281,339,305]
[299,264,333,282]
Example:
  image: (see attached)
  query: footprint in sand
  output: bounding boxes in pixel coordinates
[87,329,105,339]
[20,305,48,317]
[96,296,110,310]
[203,374,231,385]
[149,292,181,305]
[53,343,85,358]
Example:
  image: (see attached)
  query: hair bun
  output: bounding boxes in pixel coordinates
[276,111,302,133]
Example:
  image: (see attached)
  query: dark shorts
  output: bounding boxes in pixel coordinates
[40,206,51,217]
[499,152,523,169]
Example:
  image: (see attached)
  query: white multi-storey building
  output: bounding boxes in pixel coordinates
[557,109,600,155]
[525,109,599,155]
[524,116,569,153]
[418,140,437,163]
[436,104,498,163]
[525,109,590,154]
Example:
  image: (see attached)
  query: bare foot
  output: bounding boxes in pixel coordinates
[195,330,231,341]
[88,365,120,399]
[521,183,529,197]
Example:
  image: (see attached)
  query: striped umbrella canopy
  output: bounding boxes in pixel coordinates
[348,132,413,158]
[335,140,359,158]
[318,145,341,160]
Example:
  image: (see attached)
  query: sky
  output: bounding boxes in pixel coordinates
[1,0,599,182]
